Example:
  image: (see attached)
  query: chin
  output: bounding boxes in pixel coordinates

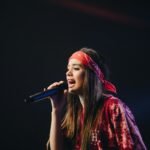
[68,88,76,94]
[68,87,82,95]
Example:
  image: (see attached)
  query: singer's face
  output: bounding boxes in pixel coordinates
[66,59,85,95]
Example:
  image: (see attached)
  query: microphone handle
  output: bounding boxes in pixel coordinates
[24,83,67,103]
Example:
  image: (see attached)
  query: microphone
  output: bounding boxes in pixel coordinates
[24,82,68,103]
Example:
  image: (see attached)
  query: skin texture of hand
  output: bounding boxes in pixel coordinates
[46,81,67,113]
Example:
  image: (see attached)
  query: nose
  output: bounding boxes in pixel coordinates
[66,69,72,76]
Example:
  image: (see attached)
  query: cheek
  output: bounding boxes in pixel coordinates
[76,72,85,84]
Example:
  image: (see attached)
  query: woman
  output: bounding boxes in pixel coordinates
[46,48,147,150]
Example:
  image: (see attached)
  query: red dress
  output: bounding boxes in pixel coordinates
[74,95,147,150]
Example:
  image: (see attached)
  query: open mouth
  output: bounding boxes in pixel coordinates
[68,79,75,87]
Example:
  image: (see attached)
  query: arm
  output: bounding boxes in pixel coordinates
[47,109,64,150]
[46,81,67,150]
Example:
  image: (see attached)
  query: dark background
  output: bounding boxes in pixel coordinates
[2,0,150,149]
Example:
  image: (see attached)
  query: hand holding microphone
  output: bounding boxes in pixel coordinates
[24,81,68,107]
[46,81,68,111]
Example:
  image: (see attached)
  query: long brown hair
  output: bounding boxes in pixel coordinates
[62,48,109,150]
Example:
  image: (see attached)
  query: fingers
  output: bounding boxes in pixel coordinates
[47,81,65,90]
[45,81,67,110]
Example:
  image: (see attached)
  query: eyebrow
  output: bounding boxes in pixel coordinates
[67,64,82,67]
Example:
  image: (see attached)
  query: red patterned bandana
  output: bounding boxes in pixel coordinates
[69,51,117,94]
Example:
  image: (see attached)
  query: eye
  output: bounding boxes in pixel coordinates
[74,67,80,70]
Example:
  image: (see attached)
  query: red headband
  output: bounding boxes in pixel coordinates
[69,51,117,94]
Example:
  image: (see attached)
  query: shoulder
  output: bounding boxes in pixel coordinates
[103,94,122,108]
[102,94,126,116]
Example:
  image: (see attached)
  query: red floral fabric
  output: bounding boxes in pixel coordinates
[74,95,147,150]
